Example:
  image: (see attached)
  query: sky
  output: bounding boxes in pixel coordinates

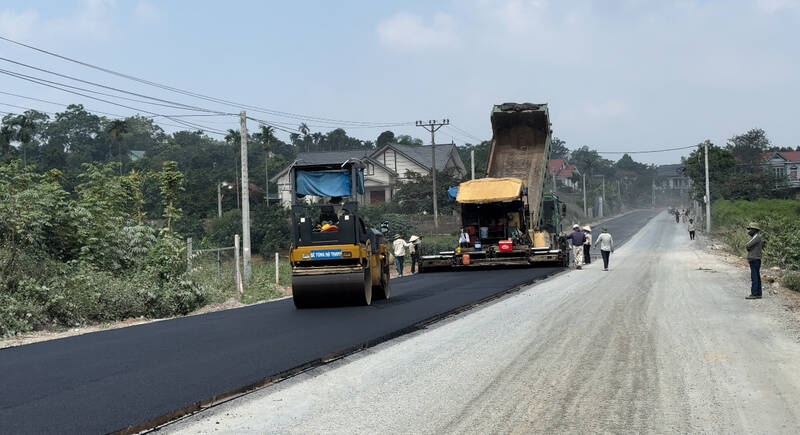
[0,0,798,165]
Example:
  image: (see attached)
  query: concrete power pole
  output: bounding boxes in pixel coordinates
[582,173,587,216]
[704,141,711,233]
[471,149,475,180]
[240,111,251,282]
[416,119,449,233]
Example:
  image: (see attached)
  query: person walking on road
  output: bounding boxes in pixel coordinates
[593,227,614,271]
[392,234,410,277]
[409,235,422,274]
[745,222,764,299]
[582,226,592,265]
[565,224,587,269]
[688,219,696,240]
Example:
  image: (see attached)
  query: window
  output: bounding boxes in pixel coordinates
[367,163,375,176]
[791,166,798,180]
[773,166,786,178]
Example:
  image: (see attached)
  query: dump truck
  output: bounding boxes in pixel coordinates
[288,160,391,308]
[420,102,569,270]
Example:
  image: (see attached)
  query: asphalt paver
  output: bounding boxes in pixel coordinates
[0,210,657,434]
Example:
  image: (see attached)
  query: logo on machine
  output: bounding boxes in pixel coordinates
[310,249,343,259]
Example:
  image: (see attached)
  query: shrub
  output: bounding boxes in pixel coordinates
[783,271,800,292]
[252,204,291,254]
[206,209,242,248]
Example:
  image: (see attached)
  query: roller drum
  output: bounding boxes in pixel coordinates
[292,269,372,308]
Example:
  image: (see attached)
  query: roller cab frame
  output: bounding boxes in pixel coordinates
[288,160,390,308]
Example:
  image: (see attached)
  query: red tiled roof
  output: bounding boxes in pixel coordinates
[549,158,565,173]
[557,164,577,177]
[763,151,800,162]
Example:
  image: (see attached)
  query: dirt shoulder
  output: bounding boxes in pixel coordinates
[701,233,800,342]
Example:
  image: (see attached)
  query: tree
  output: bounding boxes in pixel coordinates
[376,130,395,148]
[394,168,464,213]
[158,161,185,231]
[107,119,129,175]
[396,134,423,146]
[550,137,569,158]
[726,128,770,169]
[570,146,612,176]
[683,141,736,202]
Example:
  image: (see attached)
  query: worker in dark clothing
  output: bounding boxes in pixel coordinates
[582,226,592,265]
[565,224,587,269]
[745,222,764,299]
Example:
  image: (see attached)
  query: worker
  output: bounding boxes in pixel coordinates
[593,227,615,271]
[458,229,470,248]
[745,222,764,300]
[582,226,592,265]
[564,224,587,269]
[392,234,410,277]
[688,218,696,240]
[409,235,422,274]
[674,209,680,224]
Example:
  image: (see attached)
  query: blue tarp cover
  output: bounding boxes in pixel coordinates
[447,186,459,201]
[295,169,364,197]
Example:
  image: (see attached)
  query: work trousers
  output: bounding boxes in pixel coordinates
[583,244,591,264]
[749,259,762,297]
[395,255,405,276]
[410,253,419,274]
[689,230,696,240]
[601,250,611,269]
[572,245,584,267]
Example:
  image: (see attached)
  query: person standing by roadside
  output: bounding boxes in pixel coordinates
[593,227,615,271]
[565,224,587,269]
[745,222,764,300]
[687,219,696,240]
[408,235,422,274]
[582,226,592,265]
[392,234,410,277]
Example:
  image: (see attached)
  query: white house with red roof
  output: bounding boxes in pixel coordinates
[763,151,800,187]
[548,158,581,189]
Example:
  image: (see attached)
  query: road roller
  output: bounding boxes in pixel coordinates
[288,160,391,308]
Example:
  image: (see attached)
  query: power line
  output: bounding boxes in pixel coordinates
[0,69,230,135]
[0,100,226,134]
[0,57,226,114]
[0,35,414,127]
[447,124,484,143]
[595,144,698,154]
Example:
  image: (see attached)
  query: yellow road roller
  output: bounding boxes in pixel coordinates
[288,160,390,308]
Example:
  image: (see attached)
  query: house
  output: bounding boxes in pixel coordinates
[272,143,466,206]
[548,158,581,189]
[762,151,800,187]
[656,164,691,190]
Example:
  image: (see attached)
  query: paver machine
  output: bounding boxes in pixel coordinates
[288,160,391,308]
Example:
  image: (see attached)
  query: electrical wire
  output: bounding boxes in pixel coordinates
[0,69,230,135]
[0,35,415,127]
[0,57,227,114]
[595,144,699,154]
[447,124,484,143]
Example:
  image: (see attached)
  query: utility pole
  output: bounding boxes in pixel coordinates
[704,141,711,233]
[617,180,623,211]
[470,148,475,180]
[652,179,655,208]
[582,173,587,216]
[217,182,222,217]
[265,152,269,205]
[416,119,449,233]
[240,111,251,282]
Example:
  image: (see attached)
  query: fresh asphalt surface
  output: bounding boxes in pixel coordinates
[0,210,657,434]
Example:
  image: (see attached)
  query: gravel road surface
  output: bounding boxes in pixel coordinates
[169,211,800,434]
[0,212,656,433]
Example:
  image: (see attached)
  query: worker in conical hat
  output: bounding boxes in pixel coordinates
[582,226,592,265]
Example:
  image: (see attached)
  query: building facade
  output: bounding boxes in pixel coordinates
[272,143,466,206]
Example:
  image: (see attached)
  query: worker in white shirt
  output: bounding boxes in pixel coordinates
[392,234,411,277]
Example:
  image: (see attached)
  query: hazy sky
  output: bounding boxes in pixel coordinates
[1,0,798,164]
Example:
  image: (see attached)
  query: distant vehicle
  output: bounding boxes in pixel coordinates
[287,160,391,308]
[421,103,569,271]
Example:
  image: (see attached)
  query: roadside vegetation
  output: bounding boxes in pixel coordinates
[1,105,663,337]
[712,199,800,272]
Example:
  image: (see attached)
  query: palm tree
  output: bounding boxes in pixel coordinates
[107,119,129,175]
[254,125,276,203]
